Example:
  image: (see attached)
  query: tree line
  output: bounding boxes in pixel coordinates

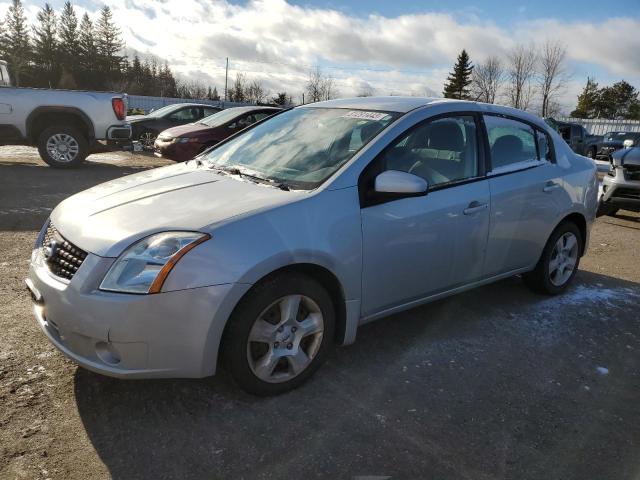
[442,43,640,120]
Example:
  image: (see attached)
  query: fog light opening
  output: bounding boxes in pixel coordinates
[95,342,121,365]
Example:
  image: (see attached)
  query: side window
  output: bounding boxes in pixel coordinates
[536,130,553,161]
[380,115,479,188]
[253,112,271,122]
[237,114,256,128]
[169,107,201,121]
[203,107,219,117]
[484,115,538,171]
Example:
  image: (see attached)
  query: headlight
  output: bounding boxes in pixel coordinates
[177,137,199,143]
[100,232,210,294]
[623,139,634,148]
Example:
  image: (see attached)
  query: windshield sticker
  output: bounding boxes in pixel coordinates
[343,110,388,121]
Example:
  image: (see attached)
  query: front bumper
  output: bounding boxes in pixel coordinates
[599,167,640,213]
[154,139,203,162]
[26,247,249,379]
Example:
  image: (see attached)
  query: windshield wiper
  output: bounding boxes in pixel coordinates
[210,165,292,191]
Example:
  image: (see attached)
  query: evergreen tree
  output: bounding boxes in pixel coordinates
[596,81,640,120]
[58,2,79,67]
[571,77,599,118]
[1,0,32,86]
[443,49,474,99]
[77,12,96,88]
[95,6,124,87]
[32,3,58,87]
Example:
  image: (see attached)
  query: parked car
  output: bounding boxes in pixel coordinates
[598,146,640,216]
[128,103,222,150]
[0,62,130,167]
[154,106,280,161]
[26,97,598,395]
[0,60,11,86]
[547,118,602,158]
[596,131,640,160]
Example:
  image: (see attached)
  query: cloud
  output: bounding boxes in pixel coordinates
[3,0,639,111]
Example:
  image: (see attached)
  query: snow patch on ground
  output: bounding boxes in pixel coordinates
[539,284,639,309]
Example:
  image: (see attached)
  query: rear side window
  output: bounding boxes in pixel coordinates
[484,115,538,171]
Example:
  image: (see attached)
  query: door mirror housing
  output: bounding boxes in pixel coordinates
[374,170,428,196]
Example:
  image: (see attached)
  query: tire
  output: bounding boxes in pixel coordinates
[606,208,619,217]
[523,221,582,295]
[37,126,89,168]
[138,129,157,151]
[222,273,335,396]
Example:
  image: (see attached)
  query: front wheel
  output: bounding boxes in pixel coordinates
[37,126,89,168]
[222,274,335,396]
[523,222,582,295]
[138,130,157,151]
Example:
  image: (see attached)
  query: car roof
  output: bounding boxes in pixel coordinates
[222,106,281,114]
[301,96,548,127]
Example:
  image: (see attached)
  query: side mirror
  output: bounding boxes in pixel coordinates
[374,170,428,196]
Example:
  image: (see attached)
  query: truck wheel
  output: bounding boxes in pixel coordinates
[37,126,89,168]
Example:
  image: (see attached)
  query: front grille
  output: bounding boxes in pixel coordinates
[41,223,88,281]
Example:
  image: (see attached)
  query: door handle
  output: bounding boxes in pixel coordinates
[463,201,488,215]
[543,181,561,193]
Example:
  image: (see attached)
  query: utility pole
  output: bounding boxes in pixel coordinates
[224,57,229,104]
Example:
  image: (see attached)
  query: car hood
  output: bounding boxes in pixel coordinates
[159,123,216,139]
[126,115,152,123]
[51,162,304,257]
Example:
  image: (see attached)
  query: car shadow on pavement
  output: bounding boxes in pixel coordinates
[0,162,155,231]
[74,270,640,480]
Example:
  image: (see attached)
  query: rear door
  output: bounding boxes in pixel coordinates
[483,115,567,276]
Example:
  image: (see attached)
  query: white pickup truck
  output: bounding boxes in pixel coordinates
[0,60,131,167]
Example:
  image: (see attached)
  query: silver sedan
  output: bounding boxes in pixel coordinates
[26,97,598,395]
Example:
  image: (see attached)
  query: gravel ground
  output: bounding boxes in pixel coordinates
[0,147,639,480]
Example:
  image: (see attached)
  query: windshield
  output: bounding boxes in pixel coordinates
[200,108,250,127]
[605,131,640,142]
[202,107,399,189]
[146,104,182,118]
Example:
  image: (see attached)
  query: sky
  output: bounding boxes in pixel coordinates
[2,0,639,113]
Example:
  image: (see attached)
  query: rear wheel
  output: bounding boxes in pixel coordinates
[37,126,88,168]
[523,222,582,295]
[223,274,335,396]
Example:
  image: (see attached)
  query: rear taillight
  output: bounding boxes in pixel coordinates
[112,97,125,120]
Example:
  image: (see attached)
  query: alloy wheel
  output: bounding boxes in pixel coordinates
[246,294,324,383]
[139,132,156,150]
[548,232,579,287]
[46,134,80,163]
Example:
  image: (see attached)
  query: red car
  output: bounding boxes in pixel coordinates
[154,106,280,161]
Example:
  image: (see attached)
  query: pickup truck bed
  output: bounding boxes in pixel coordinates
[0,85,131,167]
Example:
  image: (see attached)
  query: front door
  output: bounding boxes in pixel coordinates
[360,114,490,318]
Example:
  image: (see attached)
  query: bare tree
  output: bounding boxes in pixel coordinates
[538,40,568,117]
[305,67,338,103]
[471,56,504,104]
[356,83,374,97]
[228,73,247,102]
[246,79,267,104]
[506,44,537,110]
